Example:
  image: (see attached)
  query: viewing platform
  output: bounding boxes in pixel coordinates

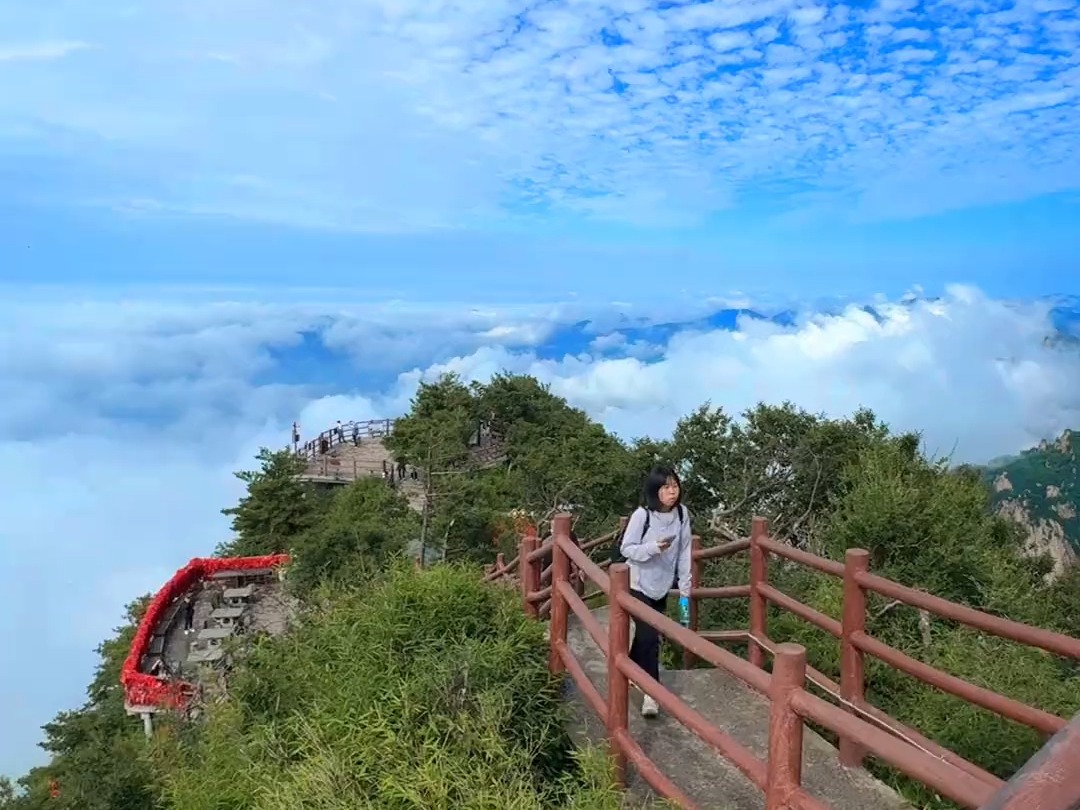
[292,418,508,514]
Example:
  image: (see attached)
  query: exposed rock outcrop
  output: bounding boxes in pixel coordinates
[995,493,1076,582]
[984,429,1079,582]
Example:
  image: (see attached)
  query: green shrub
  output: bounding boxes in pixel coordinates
[721,441,1080,810]
[154,563,626,810]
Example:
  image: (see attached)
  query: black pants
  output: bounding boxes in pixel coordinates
[628,589,667,683]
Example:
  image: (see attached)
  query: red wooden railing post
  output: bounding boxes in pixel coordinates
[549,514,572,675]
[683,534,702,669]
[607,562,631,788]
[766,642,808,810]
[520,526,539,618]
[840,547,870,768]
[749,516,770,668]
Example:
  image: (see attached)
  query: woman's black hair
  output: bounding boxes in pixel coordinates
[642,465,681,512]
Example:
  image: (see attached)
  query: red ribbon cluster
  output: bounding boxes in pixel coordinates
[120,554,290,708]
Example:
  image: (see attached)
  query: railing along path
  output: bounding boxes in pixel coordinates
[295,418,394,460]
[296,418,506,480]
[482,515,1080,810]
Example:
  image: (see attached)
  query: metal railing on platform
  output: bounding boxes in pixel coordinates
[296,419,394,460]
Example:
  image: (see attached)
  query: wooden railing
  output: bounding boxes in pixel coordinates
[482,515,1080,810]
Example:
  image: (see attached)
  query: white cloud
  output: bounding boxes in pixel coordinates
[1,285,1078,779]
[404,287,1080,459]
[0,41,91,61]
[707,30,755,52]
[1,0,1078,228]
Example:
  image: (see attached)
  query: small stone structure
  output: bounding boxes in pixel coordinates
[126,564,296,731]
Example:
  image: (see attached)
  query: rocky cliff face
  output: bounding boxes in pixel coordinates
[985,429,1078,582]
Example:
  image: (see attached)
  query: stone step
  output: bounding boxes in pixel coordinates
[564,607,911,810]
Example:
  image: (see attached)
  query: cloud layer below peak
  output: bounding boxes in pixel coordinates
[1,285,1078,780]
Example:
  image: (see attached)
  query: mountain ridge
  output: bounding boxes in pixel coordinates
[983,428,1079,579]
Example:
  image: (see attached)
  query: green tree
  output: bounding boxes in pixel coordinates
[154,565,624,810]
[1044,564,1080,640]
[431,470,521,563]
[385,374,476,468]
[670,402,902,541]
[0,777,17,807]
[288,477,421,593]
[217,448,322,557]
[764,439,1080,804]
[11,599,160,810]
[475,374,638,531]
[820,441,1040,602]
[393,373,640,559]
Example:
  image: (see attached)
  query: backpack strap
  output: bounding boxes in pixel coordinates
[673,505,686,585]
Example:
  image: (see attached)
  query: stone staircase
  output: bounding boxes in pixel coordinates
[565,607,912,810]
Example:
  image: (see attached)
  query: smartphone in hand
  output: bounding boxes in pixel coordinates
[657,534,676,551]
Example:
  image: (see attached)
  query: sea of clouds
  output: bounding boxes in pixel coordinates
[2,283,1079,777]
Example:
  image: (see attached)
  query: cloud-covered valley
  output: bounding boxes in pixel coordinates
[2,284,1079,777]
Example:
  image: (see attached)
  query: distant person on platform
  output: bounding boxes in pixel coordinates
[618,465,692,718]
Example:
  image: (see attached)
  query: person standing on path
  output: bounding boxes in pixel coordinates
[619,465,692,718]
[182,593,196,634]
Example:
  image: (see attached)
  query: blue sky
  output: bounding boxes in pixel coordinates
[1,0,1080,784]
[2,0,1080,296]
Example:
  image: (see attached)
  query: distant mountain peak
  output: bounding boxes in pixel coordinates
[1036,428,1073,455]
[984,428,1080,581]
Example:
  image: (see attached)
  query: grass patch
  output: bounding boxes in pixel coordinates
[153,562,629,810]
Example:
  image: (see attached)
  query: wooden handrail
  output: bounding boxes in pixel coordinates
[747,532,1080,750]
[492,511,1080,810]
[853,569,1080,660]
[547,526,998,808]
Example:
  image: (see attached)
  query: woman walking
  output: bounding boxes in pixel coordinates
[619,465,692,717]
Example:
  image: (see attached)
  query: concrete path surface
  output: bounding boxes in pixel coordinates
[563,607,912,810]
